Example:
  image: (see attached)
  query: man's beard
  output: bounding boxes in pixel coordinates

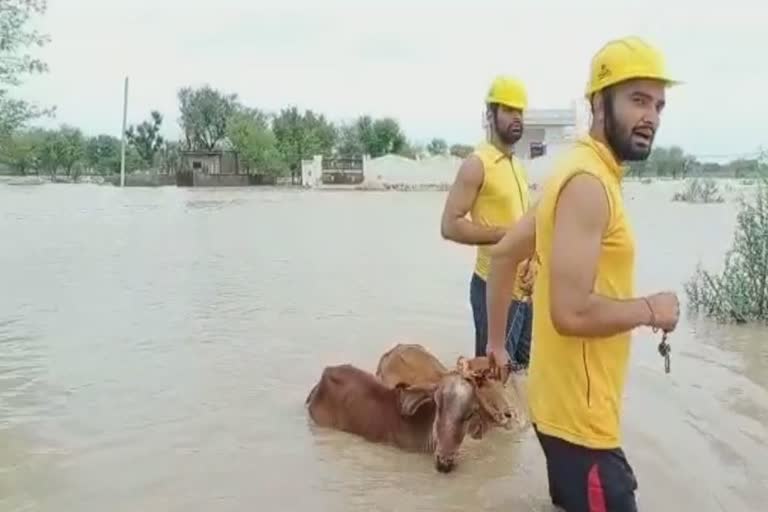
[604,97,654,162]
[495,118,523,146]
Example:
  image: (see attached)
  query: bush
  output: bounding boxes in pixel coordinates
[672,178,724,203]
[684,178,768,323]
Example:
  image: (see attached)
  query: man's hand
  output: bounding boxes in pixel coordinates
[486,345,512,384]
[485,209,537,365]
[644,291,680,332]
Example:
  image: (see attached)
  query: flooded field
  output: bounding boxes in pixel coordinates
[1,181,766,511]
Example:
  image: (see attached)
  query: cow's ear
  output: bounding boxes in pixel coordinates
[397,384,436,416]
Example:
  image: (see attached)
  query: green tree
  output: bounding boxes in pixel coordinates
[0,128,43,174]
[368,117,407,156]
[83,134,142,175]
[729,158,761,179]
[272,107,336,171]
[57,125,85,177]
[449,144,474,159]
[177,85,239,150]
[626,146,697,178]
[85,134,121,175]
[34,129,64,177]
[427,138,448,156]
[226,110,287,176]
[156,140,182,173]
[336,122,365,156]
[0,0,54,136]
[336,115,407,157]
[125,110,164,167]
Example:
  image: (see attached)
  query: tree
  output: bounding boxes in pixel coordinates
[85,134,121,175]
[272,107,336,171]
[34,129,63,177]
[0,129,43,174]
[177,85,239,150]
[125,110,164,167]
[57,125,85,177]
[336,115,407,157]
[226,110,287,176]
[156,140,182,174]
[730,158,761,179]
[84,134,142,175]
[449,144,473,159]
[626,145,697,178]
[336,122,365,156]
[0,0,54,136]
[427,138,448,156]
[368,117,407,156]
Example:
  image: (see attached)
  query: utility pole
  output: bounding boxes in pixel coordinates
[120,76,129,187]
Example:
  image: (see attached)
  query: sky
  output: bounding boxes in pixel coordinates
[17,0,768,162]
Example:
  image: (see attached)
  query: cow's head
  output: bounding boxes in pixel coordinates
[394,356,511,473]
[461,355,519,432]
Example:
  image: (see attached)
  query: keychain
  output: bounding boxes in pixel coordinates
[657,331,671,374]
[644,297,671,374]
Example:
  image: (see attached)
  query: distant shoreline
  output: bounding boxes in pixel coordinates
[1,174,762,193]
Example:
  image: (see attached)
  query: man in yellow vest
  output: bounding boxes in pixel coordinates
[485,37,681,511]
[440,76,534,369]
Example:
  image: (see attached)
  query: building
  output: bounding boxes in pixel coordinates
[301,155,365,188]
[177,149,249,186]
[180,150,240,175]
[516,102,583,186]
[517,107,578,160]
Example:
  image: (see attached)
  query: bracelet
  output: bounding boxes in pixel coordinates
[642,297,657,331]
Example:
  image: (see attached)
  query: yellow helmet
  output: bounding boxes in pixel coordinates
[584,36,679,99]
[485,75,528,111]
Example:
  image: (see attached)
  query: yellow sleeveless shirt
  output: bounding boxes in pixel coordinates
[527,135,635,449]
[469,142,530,299]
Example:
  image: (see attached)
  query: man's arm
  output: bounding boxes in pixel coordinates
[485,206,537,353]
[550,173,652,338]
[440,155,506,245]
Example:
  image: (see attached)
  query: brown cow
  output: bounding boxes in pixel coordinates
[375,343,449,388]
[375,343,525,436]
[305,361,492,473]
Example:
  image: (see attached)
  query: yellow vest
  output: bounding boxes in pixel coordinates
[527,135,635,449]
[469,142,530,299]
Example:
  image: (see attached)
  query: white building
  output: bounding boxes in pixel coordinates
[516,101,587,186]
[517,107,577,159]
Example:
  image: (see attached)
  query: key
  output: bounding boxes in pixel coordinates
[657,336,671,374]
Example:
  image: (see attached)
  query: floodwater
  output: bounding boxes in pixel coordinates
[1,181,766,512]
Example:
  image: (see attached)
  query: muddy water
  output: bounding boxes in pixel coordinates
[1,182,766,511]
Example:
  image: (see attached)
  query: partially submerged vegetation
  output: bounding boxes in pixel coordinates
[672,178,725,204]
[685,174,768,323]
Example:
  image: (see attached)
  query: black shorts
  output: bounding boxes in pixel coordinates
[534,424,638,512]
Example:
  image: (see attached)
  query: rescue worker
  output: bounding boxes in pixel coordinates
[485,37,681,511]
[440,75,535,369]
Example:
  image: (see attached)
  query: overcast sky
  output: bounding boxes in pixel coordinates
[19,0,767,161]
